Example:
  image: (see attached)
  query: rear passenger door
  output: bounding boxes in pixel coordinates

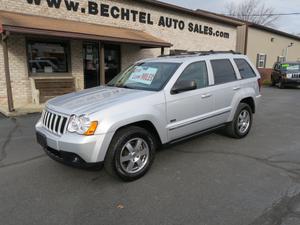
[208,59,240,123]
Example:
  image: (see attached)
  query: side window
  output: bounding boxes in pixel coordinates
[211,59,237,85]
[234,59,256,79]
[256,53,267,68]
[176,61,208,89]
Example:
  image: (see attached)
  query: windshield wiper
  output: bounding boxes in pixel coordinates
[120,85,134,89]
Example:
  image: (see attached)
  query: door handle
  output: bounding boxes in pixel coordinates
[233,87,241,91]
[201,93,212,99]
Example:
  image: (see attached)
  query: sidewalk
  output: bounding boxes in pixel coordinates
[0,103,44,117]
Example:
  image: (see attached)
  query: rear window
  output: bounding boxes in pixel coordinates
[211,59,237,85]
[234,59,256,79]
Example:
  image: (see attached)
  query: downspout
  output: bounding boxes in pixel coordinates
[1,31,14,112]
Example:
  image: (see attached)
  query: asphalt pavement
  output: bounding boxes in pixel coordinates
[0,86,300,225]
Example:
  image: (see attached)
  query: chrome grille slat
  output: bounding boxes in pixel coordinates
[46,112,51,128]
[48,113,53,129]
[52,115,58,133]
[43,111,48,125]
[57,116,63,135]
[42,110,68,136]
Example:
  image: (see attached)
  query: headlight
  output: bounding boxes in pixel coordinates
[67,115,98,136]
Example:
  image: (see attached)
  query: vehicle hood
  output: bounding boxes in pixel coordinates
[46,86,155,115]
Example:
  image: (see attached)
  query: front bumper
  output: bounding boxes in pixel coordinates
[35,121,114,163]
[282,78,300,85]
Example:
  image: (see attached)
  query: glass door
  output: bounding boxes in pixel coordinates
[104,44,121,83]
[83,42,100,89]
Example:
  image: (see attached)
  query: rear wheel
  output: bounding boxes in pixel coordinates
[226,103,253,139]
[104,126,157,181]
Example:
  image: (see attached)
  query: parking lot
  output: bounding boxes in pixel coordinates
[0,86,300,225]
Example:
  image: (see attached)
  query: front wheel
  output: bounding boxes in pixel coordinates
[104,126,157,181]
[226,103,253,139]
[270,77,276,86]
[278,80,285,89]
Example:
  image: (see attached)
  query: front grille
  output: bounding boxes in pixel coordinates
[42,110,68,135]
[292,74,300,79]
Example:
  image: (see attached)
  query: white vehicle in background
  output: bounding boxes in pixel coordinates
[36,51,261,181]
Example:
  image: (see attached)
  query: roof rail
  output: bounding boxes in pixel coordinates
[159,50,241,57]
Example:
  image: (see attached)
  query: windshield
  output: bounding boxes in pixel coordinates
[107,62,181,91]
[280,63,300,72]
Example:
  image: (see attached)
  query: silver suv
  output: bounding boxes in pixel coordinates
[36,52,262,181]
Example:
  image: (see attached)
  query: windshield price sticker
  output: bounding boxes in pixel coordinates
[127,67,158,85]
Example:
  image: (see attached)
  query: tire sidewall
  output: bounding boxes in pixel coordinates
[234,104,253,138]
[112,128,156,181]
[278,79,285,89]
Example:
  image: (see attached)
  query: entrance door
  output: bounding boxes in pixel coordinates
[105,44,121,83]
[83,42,100,89]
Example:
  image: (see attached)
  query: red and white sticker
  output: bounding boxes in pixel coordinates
[127,66,158,85]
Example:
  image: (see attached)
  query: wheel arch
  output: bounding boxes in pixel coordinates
[114,120,163,147]
[240,97,255,113]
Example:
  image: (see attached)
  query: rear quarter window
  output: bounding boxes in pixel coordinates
[211,59,237,85]
[234,59,256,79]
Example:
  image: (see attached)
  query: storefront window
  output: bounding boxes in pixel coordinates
[27,40,69,74]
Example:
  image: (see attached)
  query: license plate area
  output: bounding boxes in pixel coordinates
[36,132,47,148]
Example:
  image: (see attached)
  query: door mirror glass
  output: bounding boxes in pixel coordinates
[171,80,197,94]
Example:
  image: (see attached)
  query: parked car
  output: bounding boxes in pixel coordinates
[271,62,300,88]
[36,51,261,181]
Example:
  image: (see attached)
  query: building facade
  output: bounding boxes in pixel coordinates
[0,0,299,113]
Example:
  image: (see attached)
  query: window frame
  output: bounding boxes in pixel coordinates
[234,58,257,79]
[172,60,209,93]
[210,59,238,85]
[256,53,267,68]
[277,56,286,63]
[26,37,72,77]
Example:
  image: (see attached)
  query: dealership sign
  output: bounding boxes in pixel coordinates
[26,0,230,39]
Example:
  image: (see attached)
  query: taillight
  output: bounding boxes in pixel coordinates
[257,78,262,92]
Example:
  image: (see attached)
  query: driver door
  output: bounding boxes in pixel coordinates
[165,61,215,141]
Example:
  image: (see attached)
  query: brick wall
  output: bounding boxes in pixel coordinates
[258,68,273,82]
[121,44,161,70]
[0,0,237,52]
[7,36,32,106]
[70,40,84,90]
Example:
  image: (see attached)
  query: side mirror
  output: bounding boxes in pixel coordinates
[171,80,197,94]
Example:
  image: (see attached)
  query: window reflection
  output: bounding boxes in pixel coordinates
[27,41,69,74]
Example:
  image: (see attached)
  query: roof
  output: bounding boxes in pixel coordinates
[0,11,172,48]
[139,0,244,27]
[248,23,300,41]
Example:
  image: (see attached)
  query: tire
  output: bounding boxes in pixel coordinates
[278,79,285,89]
[270,78,276,86]
[104,126,157,181]
[226,103,253,139]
